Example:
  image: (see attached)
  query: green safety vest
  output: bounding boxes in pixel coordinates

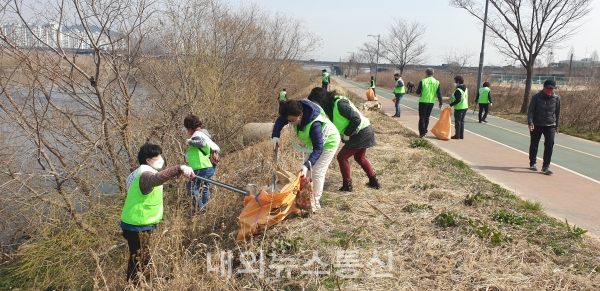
[322,72,330,83]
[394,79,406,94]
[279,91,287,101]
[188,141,212,170]
[452,87,469,110]
[370,80,375,88]
[332,96,370,135]
[121,168,164,226]
[295,110,340,150]
[478,87,490,104]
[419,77,440,104]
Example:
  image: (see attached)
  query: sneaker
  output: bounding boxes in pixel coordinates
[541,167,553,175]
[529,164,537,171]
[482,120,488,123]
[392,115,401,118]
[451,135,460,139]
[419,134,426,138]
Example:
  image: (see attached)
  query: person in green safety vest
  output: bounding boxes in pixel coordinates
[183,114,220,214]
[322,69,330,91]
[476,82,492,123]
[415,68,443,138]
[369,75,376,97]
[392,73,405,117]
[271,99,340,209]
[449,75,469,139]
[120,143,194,285]
[278,88,287,109]
[308,87,380,191]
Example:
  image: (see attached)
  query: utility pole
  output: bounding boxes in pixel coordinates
[476,0,490,99]
[367,34,380,86]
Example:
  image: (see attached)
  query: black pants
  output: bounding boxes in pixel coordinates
[322,82,329,91]
[478,103,489,122]
[123,230,152,285]
[529,126,556,167]
[407,86,413,93]
[454,109,467,139]
[418,103,434,136]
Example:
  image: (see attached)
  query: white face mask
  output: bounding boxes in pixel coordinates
[151,157,165,170]
[453,83,458,86]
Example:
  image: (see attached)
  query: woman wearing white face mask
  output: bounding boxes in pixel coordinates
[120,143,194,286]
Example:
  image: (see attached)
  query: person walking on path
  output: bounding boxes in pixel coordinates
[392,73,405,118]
[449,75,468,140]
[528,79,561,175]
[278,88,288,109]
[272,99,340,209]
[415,68,443,138]
[120,143,194,286]
[369,75,376,97]
[407,81,414,93]
[183,114,220,214]
[322,69,330,91]
[307,87,380,192]
[476,82,492,123]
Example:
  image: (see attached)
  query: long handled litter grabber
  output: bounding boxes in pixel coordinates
[272,146,279,193]
[190,173,250,196]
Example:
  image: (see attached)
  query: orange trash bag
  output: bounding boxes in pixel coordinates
[431,107,452,140]
[236,168,301,242]
[366,88,378,101]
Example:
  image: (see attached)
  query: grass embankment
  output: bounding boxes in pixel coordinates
[2,82,599,290]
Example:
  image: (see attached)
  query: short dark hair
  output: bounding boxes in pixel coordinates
[279,100,303,117]
[454,75,464,84]
[137,143,162,165]
[394,73,400,77]
[307,87,327,104]
[184,114,203,130]
[482,81,490,87]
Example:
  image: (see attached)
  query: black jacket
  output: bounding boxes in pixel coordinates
[322,98,376,149]
[527,91,561,128]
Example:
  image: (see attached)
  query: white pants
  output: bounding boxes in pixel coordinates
[305,148,337,208]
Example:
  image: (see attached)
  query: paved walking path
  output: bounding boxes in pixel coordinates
[336,78,600,237]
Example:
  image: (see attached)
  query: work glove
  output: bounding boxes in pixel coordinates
[180,165,194,178]
[299,165,308,178]
[272,137,280,151]
[186,138,192,145]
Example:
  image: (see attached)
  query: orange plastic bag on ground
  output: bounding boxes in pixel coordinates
[366,88,378,101]
[236,169,301,242]
[431,107,452,140]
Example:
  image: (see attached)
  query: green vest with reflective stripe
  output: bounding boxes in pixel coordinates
[452,87,469,110]
[121,171,164,226]
[279,91,287,101]
[332,96,370,135]
[370,80,375,88]
[419,77,440,103]
[322,72,330,83]
[394,79,406,94]
[478,87,490,104]
[295,111,340,150]
[188,143,212,170]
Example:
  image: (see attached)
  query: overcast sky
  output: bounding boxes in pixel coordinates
[224,0,600,67]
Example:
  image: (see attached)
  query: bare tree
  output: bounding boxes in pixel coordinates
[380,18,427,74]
[358,41,378,74]
[443,47,474,75]
[451,0,593,113]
